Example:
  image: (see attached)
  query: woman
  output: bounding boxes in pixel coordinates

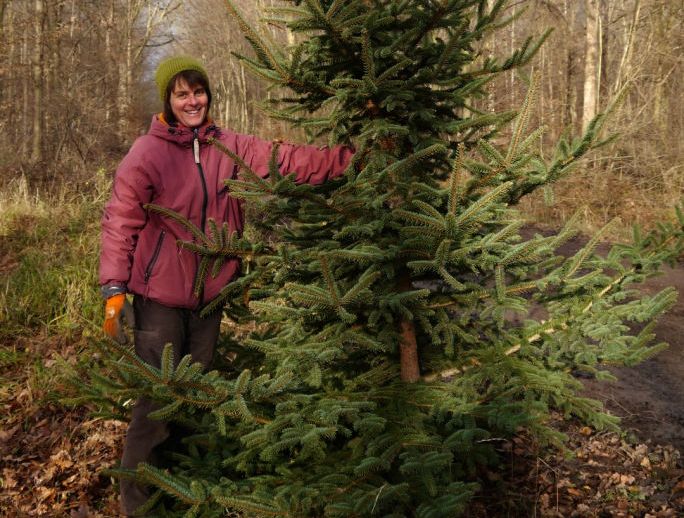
[99,55,353,515]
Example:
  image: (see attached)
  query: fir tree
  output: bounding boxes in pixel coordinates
[92,1,684,516]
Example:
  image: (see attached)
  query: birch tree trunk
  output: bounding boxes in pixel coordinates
[562,0,578,130]
[582,0,600,131]
[117,0,134,142]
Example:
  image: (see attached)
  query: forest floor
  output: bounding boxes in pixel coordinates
[471,233,684,518]
[1,246,683,517]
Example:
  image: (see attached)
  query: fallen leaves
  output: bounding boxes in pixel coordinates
[0,333,125,517]
[0,424,20,443]
[495,413,684,517]
[1,332,683,517]
[0,408,125,517]
[0,410,125,517]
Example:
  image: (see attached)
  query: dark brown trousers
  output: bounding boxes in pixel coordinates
[119,296,222,516]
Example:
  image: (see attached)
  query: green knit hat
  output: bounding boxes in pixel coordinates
[154,55,208,102]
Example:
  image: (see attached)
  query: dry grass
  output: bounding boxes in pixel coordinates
[519,158,684,241]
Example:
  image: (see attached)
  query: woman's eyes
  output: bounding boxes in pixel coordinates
[175,89,205,99]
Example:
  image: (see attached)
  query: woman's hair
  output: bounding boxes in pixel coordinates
[163,69,212,125]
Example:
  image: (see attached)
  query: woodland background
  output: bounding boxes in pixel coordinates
[1,0,682,231]
[0,0,683,516]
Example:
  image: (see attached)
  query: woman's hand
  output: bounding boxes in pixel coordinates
[103,294,135,344]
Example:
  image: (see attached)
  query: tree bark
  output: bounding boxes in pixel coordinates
[612,0,640,94]
[31,0,45,163]
[105,0,115,124]
[582,0,600,131]
[398,271,420,383]
[117,0,133,142]
[22,25,29,157]
[0,0,11,129]
[0,0,7,36]
[560,0,577,131]
[45,1,61,150]
[399,319,420,383]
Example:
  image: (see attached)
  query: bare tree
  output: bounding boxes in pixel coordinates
[115,0,180,141]
[582,0,600,131]
[30,0,45,163]
[0,0,679,215]
[611,0,641,95]
[0,0,183,181]
[466,0,682,229]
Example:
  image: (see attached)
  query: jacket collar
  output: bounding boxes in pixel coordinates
[148,113,221,146]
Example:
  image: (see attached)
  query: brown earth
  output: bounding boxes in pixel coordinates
[472,231,684,516]
[544,229,684,453]
[580,261,684,452]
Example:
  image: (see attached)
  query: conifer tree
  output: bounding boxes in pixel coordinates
[94,1,684,516]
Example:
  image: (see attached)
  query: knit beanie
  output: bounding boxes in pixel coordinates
[154,55,208,101]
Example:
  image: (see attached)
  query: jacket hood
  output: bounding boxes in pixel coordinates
[147,113,221,146]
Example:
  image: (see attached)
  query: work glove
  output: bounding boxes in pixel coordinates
[103,293,135,344]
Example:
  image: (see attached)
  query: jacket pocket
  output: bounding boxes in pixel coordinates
[144,230,166,283]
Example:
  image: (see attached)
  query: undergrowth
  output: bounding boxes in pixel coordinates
[0,170,111,415]
[0,172,108,342]
[518,154,684,240]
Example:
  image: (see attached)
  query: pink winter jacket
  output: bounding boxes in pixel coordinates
[99,115,353,309]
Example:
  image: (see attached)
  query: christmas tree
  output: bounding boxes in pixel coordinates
[92,1,683,515]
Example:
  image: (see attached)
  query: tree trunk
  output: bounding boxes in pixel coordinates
[239,63,249,132]
[117,22,133,142]
[31,0,45,163]
[0,0,7,36]
[612,0,640,94]
[117,0,137,143]
[398,271,420,383]
[1,0,11,131]
[399,319,420,383]
[582,0,600,131]
[105,0,115,124]
[45,1,61,159]
[22,25,29,157]
[561,0,577,131]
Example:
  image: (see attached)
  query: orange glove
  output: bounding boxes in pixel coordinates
[103,294,135,343]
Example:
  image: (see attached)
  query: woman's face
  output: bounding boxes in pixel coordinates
[170,78,208,128]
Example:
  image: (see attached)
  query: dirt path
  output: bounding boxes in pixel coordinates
[581,262,684,451]
[520,226,684,451]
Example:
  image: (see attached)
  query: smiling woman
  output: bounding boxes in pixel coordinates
[169,79,208,128]
[97,55,354,516]
[156,56,212,129]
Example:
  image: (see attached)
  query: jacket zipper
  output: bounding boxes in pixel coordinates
[194,128,208,233]
[144,230,166,283]
[193,128,208,305]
